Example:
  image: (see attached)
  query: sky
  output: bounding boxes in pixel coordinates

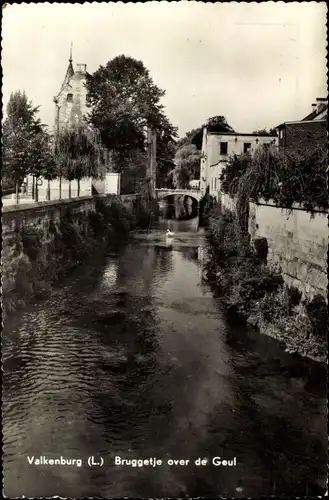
[2,1,327,138]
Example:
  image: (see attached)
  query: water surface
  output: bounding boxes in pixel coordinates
[3,218,327,497]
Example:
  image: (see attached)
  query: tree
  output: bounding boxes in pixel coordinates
[2,91,53,203]
[111,148,147,194]
[169,115,234,188]
[206,115,234,133]
[86,55,178,188]
[252,128,277,136]
[155,119,178,188]
[176,115,235,152]
[272,145,328,211]
[220,143,328,227]
[5,90,43,133]
[2,120,31,202]
[220,152,252,197]
[56,126,99,197]
[25,130,57,201]
[169,144,201,189]
[176,127,203,150]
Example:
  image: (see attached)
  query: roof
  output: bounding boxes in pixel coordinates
[302,110,320,121]
[276,118,327,128]
[61,60,74,90]
[302,104,327,121]
[54,60,89,102]
[277,99,328,127]
[207,131,277,138]
[54,60,75,101]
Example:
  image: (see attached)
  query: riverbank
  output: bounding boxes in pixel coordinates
[203,206,327,363]
[2,195,158,319]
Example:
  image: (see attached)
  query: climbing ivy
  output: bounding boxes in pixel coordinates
[220,144,328,230]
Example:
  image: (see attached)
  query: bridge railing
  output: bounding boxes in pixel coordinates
[155,188,200,192]
[155,189,201,201]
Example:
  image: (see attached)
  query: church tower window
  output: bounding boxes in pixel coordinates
[67,93,73,102]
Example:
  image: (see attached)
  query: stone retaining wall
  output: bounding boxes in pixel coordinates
[249,201,328,299]
[221,194,328,300]
[2,194,141,318]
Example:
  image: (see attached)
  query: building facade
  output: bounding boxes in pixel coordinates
[51,50,120,195]
[200,129,277,198]
[53,54,108,161]
[53,59,89,132]
[276,97,327,152]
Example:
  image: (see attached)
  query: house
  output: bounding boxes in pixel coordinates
[200,129,277,198]
[26,49,120,199]
[51,49,120,196]
[53,50,111,171]
[276,97,327,151]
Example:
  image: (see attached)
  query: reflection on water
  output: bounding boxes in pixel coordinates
[159,195,198,221]
[3,220,327,498]
[156,216,199,233]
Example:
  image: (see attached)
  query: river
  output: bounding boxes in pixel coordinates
[3,217,327,497]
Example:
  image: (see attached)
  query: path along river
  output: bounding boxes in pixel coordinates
[3,218,327,498]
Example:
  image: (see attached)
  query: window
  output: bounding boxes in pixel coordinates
[279,129,283,139]
[244,142,251,153]
[67,93,73,102]
[220,142,228,155]
[211,178,213,191]
[215,178,217,190]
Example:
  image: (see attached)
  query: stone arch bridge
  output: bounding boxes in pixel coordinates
[155,188,201,203]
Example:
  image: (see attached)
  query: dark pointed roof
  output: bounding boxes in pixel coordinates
[65,41,74,84]
[302,105,327,121]
[61,59,74,89]
[54,48,75,102]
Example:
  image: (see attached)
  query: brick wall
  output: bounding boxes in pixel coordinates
[279,120,327,151]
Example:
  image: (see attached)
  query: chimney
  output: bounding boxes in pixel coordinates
[312,103,317,113]
[76,63,87,73]
[316,97,327,113]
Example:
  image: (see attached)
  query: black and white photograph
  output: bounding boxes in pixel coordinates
[2,1,328,498]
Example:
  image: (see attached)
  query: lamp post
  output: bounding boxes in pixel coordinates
[53,97,62,199]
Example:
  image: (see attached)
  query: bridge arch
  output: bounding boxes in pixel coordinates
[155,189,201,205]
[155,189,201,220]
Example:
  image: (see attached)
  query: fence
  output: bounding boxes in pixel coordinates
[25,175,92,200]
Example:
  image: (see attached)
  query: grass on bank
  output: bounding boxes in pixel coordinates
[203,204,328,362]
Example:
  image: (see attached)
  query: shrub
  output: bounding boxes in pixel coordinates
[13,253,33,297]
[204,207,283,318]
[253,237,268,263]
[287,286,302,313]
[220,144,328,221]
[109,200,133,232]
[199,188,217,226]
[3,194,157,319]
[95,198,134,233]
[207,207,252,265]
[133,196,159,228]
[88,210,106,237]
[306,295,329,338]
[33,281,52,299]
[21,227,43,261]
[248,285,290,326]
[204,205,327,360]
[220,152,252,197]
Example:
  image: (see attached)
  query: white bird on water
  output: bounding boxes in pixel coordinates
[166,229,175,238]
